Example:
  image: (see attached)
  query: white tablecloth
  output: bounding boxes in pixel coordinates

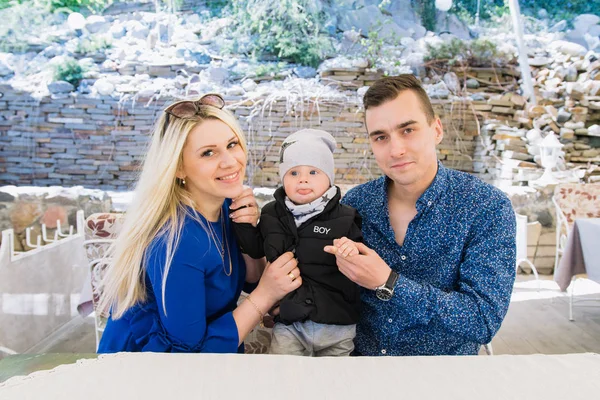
[555,218,600,291]
[1,352,600,400]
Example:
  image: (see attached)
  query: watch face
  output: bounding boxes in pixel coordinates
[376,287,393,301]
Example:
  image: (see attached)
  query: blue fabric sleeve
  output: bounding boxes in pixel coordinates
[146,237,240,353]
[384,196,516,344]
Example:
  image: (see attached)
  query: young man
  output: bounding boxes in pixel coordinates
[324,75,516,356]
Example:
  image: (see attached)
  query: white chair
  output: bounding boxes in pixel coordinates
[515,213,540,289]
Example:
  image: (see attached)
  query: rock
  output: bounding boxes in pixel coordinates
[109,24,126,39]
[146,31,158,50]
[41,206,67,229]
[241,79,257,92]
[0,191,15,202]
[85,15,109,34]
[293,66,317,79]
[10,202,42,234]
[0,59,13,76]
[549,20,567,33]
[126,20,149,40]
[589,25,600,38]
[584,33,600,52]
[437,14,470,40]
[556,109,572,123]
[352,58,369,68]
[443,72,460,93]
[226,86,244,96]
[470,93,485,101]
[526,129,542,142]
[202,67,229,85]
[337,5,410,42]
[93,78,115,96]
[427,81,449,99]
[191,51,211,65]
[565,66,578,82]
[47,81,75,94]
[559,128,575,140]
[574,14,600,31]
[466,78,479,89]
[529,57,551,67]
[537,210,553,228]
[342,30,361,42]
[549,40,588,57]
[588,124,600,136]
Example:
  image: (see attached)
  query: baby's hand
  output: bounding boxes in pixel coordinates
[333,236,359,258]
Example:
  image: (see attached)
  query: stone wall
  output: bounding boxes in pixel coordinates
[0,79,482,190]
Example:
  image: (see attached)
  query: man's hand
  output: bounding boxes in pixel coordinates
[324,238,392,289]
[230,186,260,227]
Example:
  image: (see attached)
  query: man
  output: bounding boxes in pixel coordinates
[324,74,516,356]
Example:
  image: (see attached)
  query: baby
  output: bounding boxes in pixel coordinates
[258,129,363,356]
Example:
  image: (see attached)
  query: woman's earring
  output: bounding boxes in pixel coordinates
[182,177,186,186]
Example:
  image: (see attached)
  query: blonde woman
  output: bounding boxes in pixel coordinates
[98,94,301,353]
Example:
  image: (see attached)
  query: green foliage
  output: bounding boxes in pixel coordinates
[451,0,598,24]
[361,29,384,68]
[226,0,333,67]
[413,0,436,31]
[0,0,19,10]
[0,1,58,52]
[254,62,289,77]
[424,38,513,68]
[75,35,112,54]
[53,57,85,87]
[205,0,228,17]
[46,0,110,13]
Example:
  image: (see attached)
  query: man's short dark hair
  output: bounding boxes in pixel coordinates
[363,74,436,125]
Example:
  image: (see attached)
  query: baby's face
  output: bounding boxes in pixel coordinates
[283,165,331,205]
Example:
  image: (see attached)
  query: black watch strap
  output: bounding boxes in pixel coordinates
[385,270,399,290]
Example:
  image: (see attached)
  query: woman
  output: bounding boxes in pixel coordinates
[97,93,301,353]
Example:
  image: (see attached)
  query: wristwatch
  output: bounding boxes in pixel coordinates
[375,270,399,301]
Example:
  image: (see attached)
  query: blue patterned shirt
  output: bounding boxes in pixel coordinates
[342,163,516,356]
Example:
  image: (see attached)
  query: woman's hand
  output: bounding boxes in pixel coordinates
[254,252,301,306]
[230,186,259,227]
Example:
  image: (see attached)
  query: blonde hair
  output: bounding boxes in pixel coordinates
[99,104,248,319]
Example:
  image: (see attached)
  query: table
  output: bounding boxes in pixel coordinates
[555,218,600,291]
[1,352,600,399]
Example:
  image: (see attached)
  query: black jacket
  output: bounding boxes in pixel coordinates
[258,186,363,325]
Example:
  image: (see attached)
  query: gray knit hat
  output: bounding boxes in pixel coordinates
[279,129,336,185]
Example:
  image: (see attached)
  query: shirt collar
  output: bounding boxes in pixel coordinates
[415,161,448,212]
[380,161,448,213]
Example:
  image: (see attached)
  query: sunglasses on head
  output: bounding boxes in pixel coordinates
[161,93,225,138]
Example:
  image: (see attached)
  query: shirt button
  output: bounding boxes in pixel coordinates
[388,318,393,323]
[401,255,406,260]
[427,201,432,206]
[381,349,387,355]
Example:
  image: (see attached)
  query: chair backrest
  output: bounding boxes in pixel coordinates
[515,213,528,262]
[83,213,125,323]
[553,183,600,227]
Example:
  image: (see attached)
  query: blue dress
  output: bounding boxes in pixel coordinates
[98,202,251,353]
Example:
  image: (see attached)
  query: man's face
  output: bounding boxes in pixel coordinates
[365,90,443,189]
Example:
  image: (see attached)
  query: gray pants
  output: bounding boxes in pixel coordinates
[269,321,356,357]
